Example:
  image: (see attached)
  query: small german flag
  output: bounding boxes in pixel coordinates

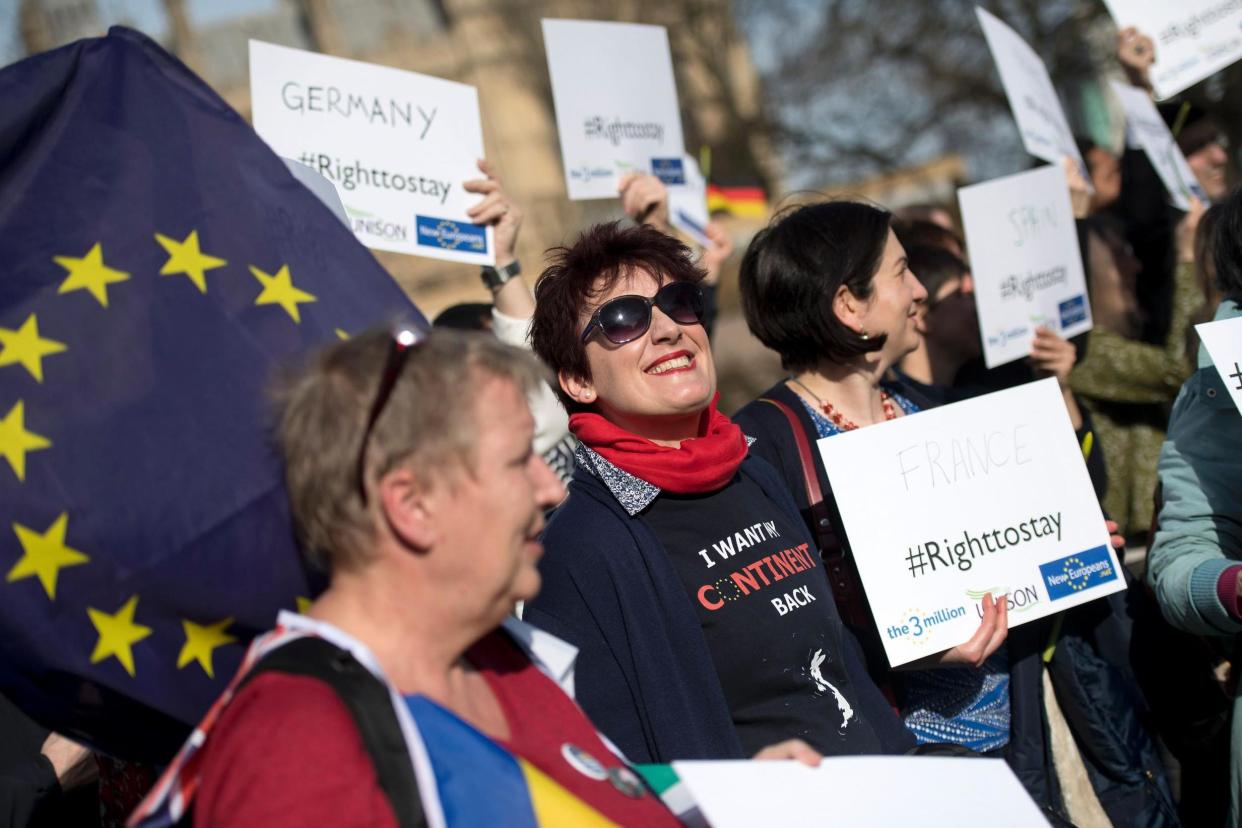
[706,183,767,218]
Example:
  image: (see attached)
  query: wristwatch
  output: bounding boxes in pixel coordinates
[481,259,521,291]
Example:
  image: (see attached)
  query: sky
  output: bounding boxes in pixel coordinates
[0,0,279,66]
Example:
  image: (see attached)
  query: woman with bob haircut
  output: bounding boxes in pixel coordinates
[525,221,933,764]
[733,201,1021,749]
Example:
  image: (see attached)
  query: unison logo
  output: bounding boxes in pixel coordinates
[967,584,1040,616]
[1038,545,1117,601]
[415,216,487,254]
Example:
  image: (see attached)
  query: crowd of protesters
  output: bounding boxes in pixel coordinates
[3,20,1241,828]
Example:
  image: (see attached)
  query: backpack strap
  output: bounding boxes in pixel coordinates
[240,637,427,828]
[758,397,869,631]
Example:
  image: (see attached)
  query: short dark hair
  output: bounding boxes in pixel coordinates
[906,245,970,304]
[530,222,704,406]
[893,203,952,226]
[433,302,493,331]
[739,201,890,372]
[1213,187,1242,302]
[891,218,963,256]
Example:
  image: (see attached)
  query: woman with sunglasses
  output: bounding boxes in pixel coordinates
[525,221,916,765]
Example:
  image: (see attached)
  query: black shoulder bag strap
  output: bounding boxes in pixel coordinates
[758,397,869,631]
[238,636,427,828]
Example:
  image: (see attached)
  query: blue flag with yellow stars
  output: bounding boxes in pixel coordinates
[0,27,423,761]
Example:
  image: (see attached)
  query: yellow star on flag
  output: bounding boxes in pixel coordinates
[87,595,153,677]
[0,401,51,481]
[155,230,227,294]
[295,595,312,613]
[177,617,236,678]
[334,328,349,341]
[249,264,316,323]
[7,513,89,600]
[0,314,67,383]
[54,243,130,307]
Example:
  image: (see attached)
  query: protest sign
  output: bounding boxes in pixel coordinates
[249,40,492,265]
[542,19,686,201]
[1195,315,1242,416]
[672,757,1047,827]
[958,164,1092,368]
[282,158,349,226]
[817,378,1120,668]
[976,8,1088,179]
[1110,81,1208,210]
[1102,0,1242,99]
[666,155,713,248]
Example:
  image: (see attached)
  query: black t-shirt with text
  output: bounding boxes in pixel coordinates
[643,474,883,756]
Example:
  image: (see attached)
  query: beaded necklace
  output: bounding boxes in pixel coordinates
[789,378,897,431]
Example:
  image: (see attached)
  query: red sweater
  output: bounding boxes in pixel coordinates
[193,633,677,827]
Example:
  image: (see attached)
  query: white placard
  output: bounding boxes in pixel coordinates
[665,155,713,248]
[1196,315,1242,416]
[249,40,493,265]
[1102,0,1242,100]
[282,158,349,226]
[958,164,1093,369]
[976,8,1088,179]
[1110,81,1208,211]
[543,19,687,201]
[673,757,1047,827]
[817,379,1120,668]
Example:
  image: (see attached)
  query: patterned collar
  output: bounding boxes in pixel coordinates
[574,437,756,517]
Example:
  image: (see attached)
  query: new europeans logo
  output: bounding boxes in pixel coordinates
[415,216,487,254]
[1058,294,1087,328]
[1038,545,1117,601]
[651,157,686,186]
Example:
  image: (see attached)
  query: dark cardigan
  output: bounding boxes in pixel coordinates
[525,452,914,764]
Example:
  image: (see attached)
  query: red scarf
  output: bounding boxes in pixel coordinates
[568,396,749,494]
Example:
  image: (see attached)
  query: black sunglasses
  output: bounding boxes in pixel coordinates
[580,281,705,345]
[356,321,428,505]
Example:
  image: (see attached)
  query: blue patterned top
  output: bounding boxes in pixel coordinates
[796,386,1012,753]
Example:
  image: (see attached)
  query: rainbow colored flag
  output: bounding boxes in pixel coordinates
[406,695,617,827]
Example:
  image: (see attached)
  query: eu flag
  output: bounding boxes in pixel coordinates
[0,27,423,761]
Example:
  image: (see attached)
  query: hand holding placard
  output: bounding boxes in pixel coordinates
[464,159,522,267]
[1117,25,1157,92]
[619,172,673,232]
[1110,80,1208,210]
[818,379,1120,668]
[618,169,723,265]
[1103,0,1242,99]
[958,164,1093,369]
[543,19,687,201]
[249,41,493,265]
